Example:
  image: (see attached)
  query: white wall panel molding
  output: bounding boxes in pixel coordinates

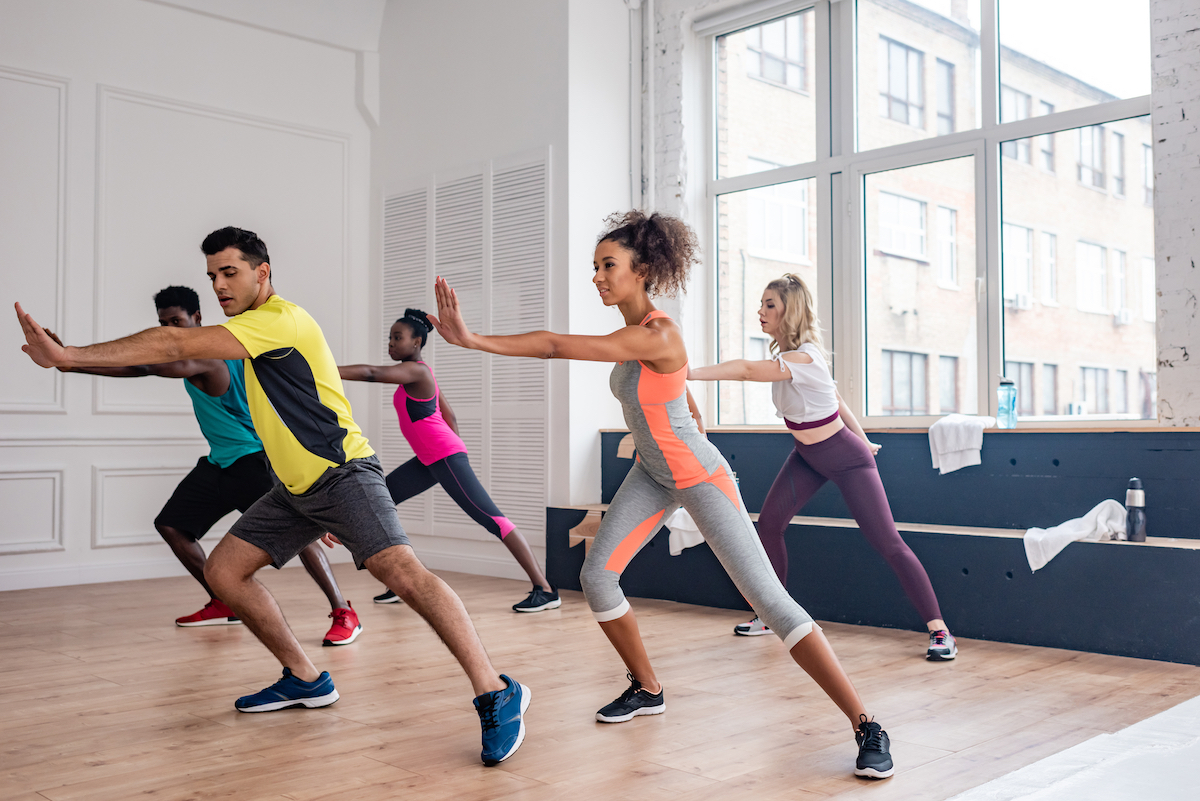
[0,66,68,414]
[91,464,191,548]
[0,469,64,555]
[92,85,352,415]
[0,436,206,448]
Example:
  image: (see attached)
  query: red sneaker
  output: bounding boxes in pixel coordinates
[176,598,241,627]
[323,603,362,646]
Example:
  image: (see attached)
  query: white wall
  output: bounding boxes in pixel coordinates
[0,0,377,589]
[375,0,631,512]
[1151,0,1200,426]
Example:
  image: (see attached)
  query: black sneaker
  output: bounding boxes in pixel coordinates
[595,674,665,723]
[927,630,957,661]
[512,586,561,613]
[854,716,894,779]
[373,588,402,604]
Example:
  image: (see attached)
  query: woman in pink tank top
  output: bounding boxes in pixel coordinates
[339,309,559,613]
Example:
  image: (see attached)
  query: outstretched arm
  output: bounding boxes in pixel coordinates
[427,277,669,364]
[688,358,792,383]
[16,303,247,368]
[46,327,225,380]
[339,362,428,385]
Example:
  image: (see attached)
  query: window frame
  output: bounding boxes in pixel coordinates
[698,0,1155,431]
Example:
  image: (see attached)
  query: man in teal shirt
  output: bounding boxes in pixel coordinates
[53,286,362,645]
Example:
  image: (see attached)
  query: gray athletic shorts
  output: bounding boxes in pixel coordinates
[229,456,410,570]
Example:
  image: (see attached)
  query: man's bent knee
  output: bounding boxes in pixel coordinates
[205,534,271,588]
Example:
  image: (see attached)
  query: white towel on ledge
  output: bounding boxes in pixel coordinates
[664,507,705,556]
[1023,499,1126,572]
[929,414,997,474]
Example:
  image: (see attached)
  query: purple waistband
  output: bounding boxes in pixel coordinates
[784,411,840,431]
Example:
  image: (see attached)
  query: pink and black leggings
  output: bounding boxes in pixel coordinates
[385,452,515,540]
[757,426,943,624]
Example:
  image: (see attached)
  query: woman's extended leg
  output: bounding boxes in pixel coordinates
[811,430,946,631]
[430,453,555,599]
[579,462,676,719]
[757,447,829,585]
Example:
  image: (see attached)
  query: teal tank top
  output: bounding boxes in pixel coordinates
[184,360,263,468]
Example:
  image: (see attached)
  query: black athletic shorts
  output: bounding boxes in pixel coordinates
[154,451,274,541]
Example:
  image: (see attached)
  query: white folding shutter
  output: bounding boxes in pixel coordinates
[381,189,432,532]
[432,174,488,535]
[488,160,548,540]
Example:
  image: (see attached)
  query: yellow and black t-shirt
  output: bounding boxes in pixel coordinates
[221,295,373,494]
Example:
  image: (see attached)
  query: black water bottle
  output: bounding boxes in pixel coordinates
[1125,477,1147,543]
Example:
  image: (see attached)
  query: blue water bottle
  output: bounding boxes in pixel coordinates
[997,376,1017,429]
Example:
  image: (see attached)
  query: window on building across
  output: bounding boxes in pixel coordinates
[1000,86,1031,162]
[1081,366,1110,414]
[879,37,924,128]
[1076,241,1108,312]
[1142,256,1156,321]
[1038,101,1055,171]
[1112,132,1126,197]
[939,355,958,413]
[1041,232,1057,303]
[936,59,955,135]
[1114,369,1129,414]
[1143,143,1153,205]
[746,158,808,262]
[1005,360,1035,416]
[1002,223,1033,301]
[1079,125,1106,189]
[1140,370,1157,418]
[746,14,806,91]
[1042,364,1058,415]
[878,191,926,259]
[881,350,927,415]
[1114,250,1127,312]
[937,206,957,286]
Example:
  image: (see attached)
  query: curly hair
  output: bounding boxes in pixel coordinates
[597,211,699,298]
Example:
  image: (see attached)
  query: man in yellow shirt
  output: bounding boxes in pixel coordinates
[15,227,530,767]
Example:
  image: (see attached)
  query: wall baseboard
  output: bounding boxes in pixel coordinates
[0,539,536,592]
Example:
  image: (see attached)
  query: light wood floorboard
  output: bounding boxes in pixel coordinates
[3,565,1199,800]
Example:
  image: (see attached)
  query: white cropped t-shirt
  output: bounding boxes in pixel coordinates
[771,343,839,425]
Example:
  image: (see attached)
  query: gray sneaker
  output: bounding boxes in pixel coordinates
[733,616,772,636]
[927,630,957,661]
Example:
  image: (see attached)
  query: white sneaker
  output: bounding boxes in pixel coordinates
[733,616,772,636]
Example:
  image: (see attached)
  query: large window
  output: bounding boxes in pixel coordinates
[879,37,924,128]
[706,0,1154,428]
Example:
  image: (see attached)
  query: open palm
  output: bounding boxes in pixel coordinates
[427,276,473,347]
[14,303,66,368]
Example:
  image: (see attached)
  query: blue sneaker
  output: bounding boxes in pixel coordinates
[234,668,339,713]
[473,674,531,766]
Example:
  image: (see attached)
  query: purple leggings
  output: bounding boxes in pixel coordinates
[757,427,943,623]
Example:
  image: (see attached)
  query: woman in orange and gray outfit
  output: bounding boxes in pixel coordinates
[430,210,894,779]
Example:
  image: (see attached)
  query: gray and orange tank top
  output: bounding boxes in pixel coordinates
[609,311,730,492]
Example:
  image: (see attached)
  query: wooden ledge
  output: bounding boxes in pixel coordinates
[555,504,1200,550]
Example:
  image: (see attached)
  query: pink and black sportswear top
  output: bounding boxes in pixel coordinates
[393,362,467,465]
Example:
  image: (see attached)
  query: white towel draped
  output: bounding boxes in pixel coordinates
[664,507,705,555]
[929,414,997,474]
[1023,499,1126,572]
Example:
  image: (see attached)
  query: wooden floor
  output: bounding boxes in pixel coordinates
[4,567,1200,801]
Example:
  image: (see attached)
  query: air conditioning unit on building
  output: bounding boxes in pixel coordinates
[1013,292,1032,310]
[1115,308,1133,326]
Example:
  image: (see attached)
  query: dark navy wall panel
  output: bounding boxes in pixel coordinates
[546,508,1200,665]
[601,430,1200,538]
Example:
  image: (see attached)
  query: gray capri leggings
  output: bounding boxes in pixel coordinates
[580,460,816,650]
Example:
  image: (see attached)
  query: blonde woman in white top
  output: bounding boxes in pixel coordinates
[689,274,956,660]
